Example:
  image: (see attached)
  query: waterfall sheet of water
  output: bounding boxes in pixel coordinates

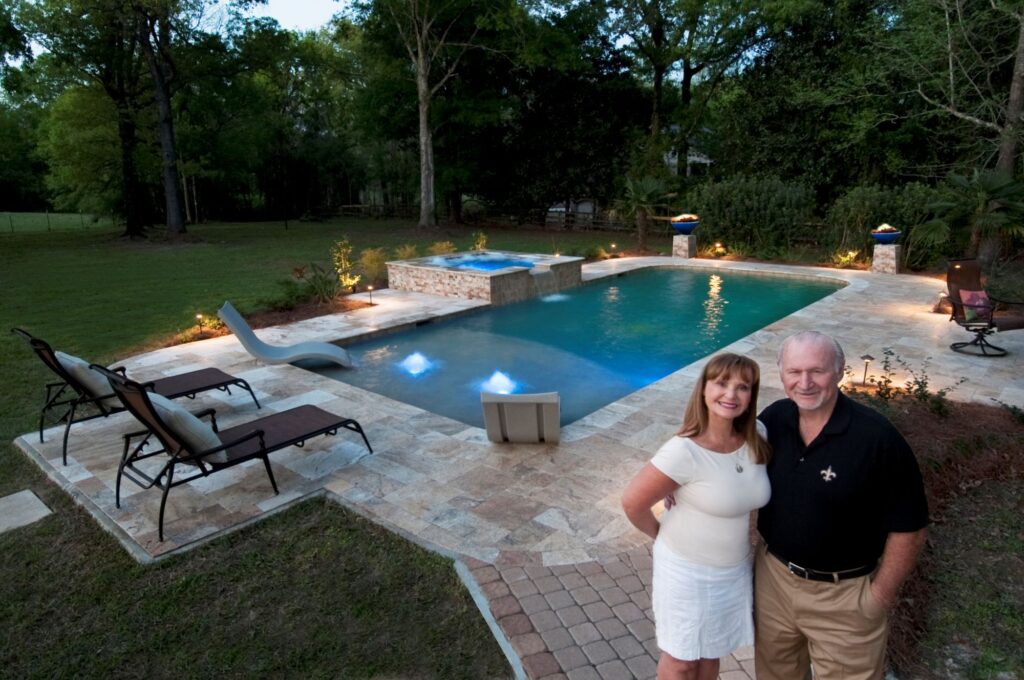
[531,269,558,297]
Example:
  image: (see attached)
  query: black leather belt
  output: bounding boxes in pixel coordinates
[768,547,876,583]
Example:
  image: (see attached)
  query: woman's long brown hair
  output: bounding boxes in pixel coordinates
[676,353,771,464]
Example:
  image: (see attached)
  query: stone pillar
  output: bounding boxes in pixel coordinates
[672,234,698,259]
[870,244,901,274]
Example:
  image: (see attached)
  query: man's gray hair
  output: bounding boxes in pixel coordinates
[777,331,845,375]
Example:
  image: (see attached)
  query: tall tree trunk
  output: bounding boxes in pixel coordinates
[979,14,1024,266]
[637,209,649,251]
[115,110,146,238]
[678,65,695,177]
[140,15,186,234]
[416,65,436,229]
[651,64,664,136]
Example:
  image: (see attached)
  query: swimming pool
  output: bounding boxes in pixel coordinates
[312,267,841,427]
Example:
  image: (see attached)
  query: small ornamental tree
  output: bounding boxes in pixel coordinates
[331,238,362,292]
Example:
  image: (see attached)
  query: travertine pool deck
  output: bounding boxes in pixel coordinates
[15,258,1024,680]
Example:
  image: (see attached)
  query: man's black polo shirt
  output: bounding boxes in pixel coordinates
[757,392,929,572]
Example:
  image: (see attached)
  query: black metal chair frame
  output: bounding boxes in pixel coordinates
[945,260,1024,357]
[12,328,261,464]
[92,366,372,541]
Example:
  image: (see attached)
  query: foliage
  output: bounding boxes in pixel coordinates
[861,348,967,417]
[428,240,456,255]
[393,243,418,260]
[357,247,388,285]
[689,175,815,253]
[826,183,942,268]
[830,248,860,268]
[614,175,668,250]
[471,230,487,251]
[911,170,1024,264]
[330,238,361,291]
[303,263,342,303]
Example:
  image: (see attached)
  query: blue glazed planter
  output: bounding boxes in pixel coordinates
[870,231,901,244]
[671,220,700,235]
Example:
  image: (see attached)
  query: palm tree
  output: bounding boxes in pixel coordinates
[615,176,668,251]
[912,170,1024,269]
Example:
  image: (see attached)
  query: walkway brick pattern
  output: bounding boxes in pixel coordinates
[464,546,756,680]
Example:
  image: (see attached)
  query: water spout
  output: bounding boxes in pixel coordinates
[398,352,434,376]
[481,370,518,394]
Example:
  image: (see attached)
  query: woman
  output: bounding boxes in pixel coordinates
[622,353,771,680]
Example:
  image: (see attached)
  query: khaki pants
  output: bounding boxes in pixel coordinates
[754,544,889,680]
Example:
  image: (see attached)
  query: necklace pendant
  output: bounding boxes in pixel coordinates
[735,463,744,473]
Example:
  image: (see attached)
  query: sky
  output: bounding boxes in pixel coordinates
[241,0,347,32]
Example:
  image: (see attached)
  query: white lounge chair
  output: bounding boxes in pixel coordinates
[481,392,560,443]
[217,301,353,368]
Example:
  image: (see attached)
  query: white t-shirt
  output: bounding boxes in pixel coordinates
[651,433,771,567]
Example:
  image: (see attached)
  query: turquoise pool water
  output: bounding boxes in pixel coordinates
[311,268,841,427]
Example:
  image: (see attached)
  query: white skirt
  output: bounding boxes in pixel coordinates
[652,538,754,661]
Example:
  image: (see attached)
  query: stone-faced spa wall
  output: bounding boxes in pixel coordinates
[386,253,583,305]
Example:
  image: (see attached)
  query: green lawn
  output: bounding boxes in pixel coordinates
[0,219,658,678]
[0,211,117,233]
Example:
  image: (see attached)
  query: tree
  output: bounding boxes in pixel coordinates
[17,0,151,236]
[135,0,188,233]
[615,175,668,250]
[896,0,1024,263]
[608,0,679,136]
[354,0,518,228]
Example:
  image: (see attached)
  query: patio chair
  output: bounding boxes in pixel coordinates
[482,392,560,444]
[92,366,372,541]
[217,301,353,368]
[12,328,261,465]
[945,259,1024,356]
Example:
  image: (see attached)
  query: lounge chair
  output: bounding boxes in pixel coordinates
[92,366,372,541]
[12,328,261,465]
[217,301,353,368]
[481,392,560,443]
[945,259,1024,356]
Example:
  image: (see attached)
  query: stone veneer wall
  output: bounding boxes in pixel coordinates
[548,259,583,290]
[387,255,583,305]
[870,244,901,274]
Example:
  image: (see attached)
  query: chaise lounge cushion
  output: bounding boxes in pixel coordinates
[55,351,121,410]
[147,393,226,463]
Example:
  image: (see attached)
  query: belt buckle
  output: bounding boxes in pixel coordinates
[787,561,810,579]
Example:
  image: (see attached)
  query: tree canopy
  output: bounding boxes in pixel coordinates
[2,0,1021,257]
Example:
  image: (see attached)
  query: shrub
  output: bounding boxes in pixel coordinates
[429,241,457,255]
[331,238,361,292]
[830,248,861,268]
[305,263,342,303]
[471,231,487,251]
[359,247,388,285]
[689,175,815,254]
[826,183,941,268]
[394,244,418,260]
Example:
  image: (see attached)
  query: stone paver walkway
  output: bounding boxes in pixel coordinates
[13,258,1024,679]
[0,489,52,534]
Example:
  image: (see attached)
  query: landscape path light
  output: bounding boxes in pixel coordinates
[860,354,874,385]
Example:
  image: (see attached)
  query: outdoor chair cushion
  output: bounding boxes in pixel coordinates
[148,393,226,463]
[960,289,992,322]
[55,351,120,409]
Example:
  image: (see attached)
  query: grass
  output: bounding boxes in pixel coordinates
[0,212,117,233]
[0,218,657,678]
[916,480,1024,678]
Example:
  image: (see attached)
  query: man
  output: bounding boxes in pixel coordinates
[755,331,929,680]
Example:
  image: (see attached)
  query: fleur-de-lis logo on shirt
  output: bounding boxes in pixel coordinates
[820,466,837,482]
